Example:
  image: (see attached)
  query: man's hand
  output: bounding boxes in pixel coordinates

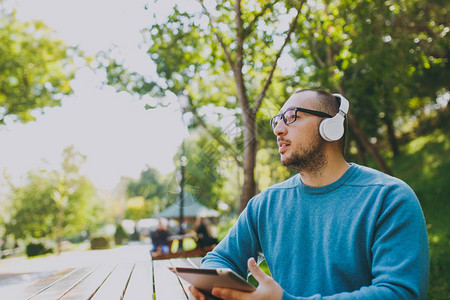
[189,258,283,300]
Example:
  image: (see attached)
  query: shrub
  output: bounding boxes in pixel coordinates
[130,228,140,241]
[114,224,129,245]
[26,242,53,257]
[90,236,111,250]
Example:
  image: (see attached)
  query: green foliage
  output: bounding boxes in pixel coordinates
[177,131,227,210]
[289,0,449,155]
[124,197,149,220]
[90,236,111,250]
[130,228,140,241]
[0,8,77,125]
[101,0,450,208]
[6,146,99,242]
[428,232,449,299]
[391,128,449,299]
[7,171,57,239]
[215,215,237,242]
[393,129,450,234]
[127,168,167,200]
[25,242,53,257]
[101,0,308,210]
[126,167,170,217]
[114,224,129,245]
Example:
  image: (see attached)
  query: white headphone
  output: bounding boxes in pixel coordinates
[318,94,350,142]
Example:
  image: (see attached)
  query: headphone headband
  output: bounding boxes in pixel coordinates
[332,94,349,116]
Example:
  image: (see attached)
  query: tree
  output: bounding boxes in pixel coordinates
[176,131,228,210]
[127,167,166,201]
[6,146,96,253]
[126,167,169,216]
[52,145,95,253]
[102,0,448,210]
[7,170,57,240]
[0,7,76,125]
[102,0,306,211]
[288,0,449,166]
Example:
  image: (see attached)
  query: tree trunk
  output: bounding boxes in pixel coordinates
[348,112,392,175]
[384,116,399,157]
[240,109,258,212]
[56,204,63,255]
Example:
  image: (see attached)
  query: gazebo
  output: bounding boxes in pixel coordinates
[154,192,219,219]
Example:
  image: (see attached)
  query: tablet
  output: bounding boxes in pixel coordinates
[168,267,256,294]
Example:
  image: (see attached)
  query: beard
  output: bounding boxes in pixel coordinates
[282,133,327,175]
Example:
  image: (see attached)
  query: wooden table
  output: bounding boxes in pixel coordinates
[20,256,202,299]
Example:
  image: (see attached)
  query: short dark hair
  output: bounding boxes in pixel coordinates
[295,89,346,153]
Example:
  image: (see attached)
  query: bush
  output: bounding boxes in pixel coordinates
[114,224,129,245]
[130,228,140,241]
[90,236,111,250]
[26,242,53,257]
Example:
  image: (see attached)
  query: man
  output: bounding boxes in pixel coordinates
[150,218,171,256]
[189,89,429,299]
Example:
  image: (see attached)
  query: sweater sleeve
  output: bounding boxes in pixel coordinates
[201,197,262,279]
[283,184,429,300]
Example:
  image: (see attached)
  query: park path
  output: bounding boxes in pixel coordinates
[0,242,151,299]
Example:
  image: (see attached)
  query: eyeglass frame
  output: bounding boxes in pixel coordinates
[270,107,332,131]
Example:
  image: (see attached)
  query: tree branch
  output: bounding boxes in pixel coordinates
[310,38,326,68]
[235,0,244,72]
[198,0,235,72]
[253,0,306,114]
[243,2,280,37]
[188,106,244,168]
[337,85,392,175]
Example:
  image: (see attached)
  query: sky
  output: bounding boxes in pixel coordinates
[0,0,188,189]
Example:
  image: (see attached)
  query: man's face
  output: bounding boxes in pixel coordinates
[273,91,327,173]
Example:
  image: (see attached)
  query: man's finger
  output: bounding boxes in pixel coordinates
[247,257,270,282]
[212,287,249,300]
[188,285,206,300]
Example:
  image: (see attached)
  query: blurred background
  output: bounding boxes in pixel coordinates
[0,0,448,298]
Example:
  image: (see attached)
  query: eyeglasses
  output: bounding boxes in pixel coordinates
[270,107,332,131]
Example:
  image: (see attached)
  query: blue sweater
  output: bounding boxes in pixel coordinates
[202,164,429,299]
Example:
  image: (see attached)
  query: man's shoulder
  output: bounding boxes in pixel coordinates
[349,164,407,187]
[349,164,417,201]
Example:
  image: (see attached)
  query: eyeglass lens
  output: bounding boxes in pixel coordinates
[271,108,296,131]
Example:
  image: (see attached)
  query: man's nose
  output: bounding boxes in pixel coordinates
[274,121,287,136]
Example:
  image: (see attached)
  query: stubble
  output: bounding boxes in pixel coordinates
[282,133,327,176]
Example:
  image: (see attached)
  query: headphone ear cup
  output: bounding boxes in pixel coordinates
[319,116,345,142]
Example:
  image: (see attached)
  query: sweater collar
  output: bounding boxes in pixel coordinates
[296,163,358,195]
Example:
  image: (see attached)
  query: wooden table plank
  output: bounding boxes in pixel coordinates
[20,268,74,300]
[29,266,98,300]
[90,263,134,300]
[122,261,153,300]
[187,257,202,268]
[153,260,187,299]
[170,258,200,299]
[61,264,115,300]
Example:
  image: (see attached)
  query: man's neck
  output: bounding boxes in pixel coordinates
[300,157,350,187]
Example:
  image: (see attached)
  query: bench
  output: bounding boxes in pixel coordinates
[18,256,203,299]
[152,245,215,260]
